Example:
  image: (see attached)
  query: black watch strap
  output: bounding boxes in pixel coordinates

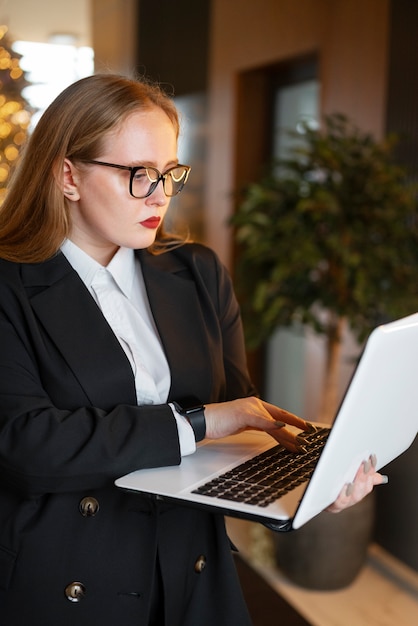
[173,396,206,442]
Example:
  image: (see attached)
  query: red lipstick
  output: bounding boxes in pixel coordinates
[140,216,161,229]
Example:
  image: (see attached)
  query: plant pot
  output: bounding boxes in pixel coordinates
[273,492,375,590]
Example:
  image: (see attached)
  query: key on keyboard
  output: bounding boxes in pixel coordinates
[192,427,330,507]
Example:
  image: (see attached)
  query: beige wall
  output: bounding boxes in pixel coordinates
[320,0,389,128]
[206,0,390,267]
[91,0,138,75]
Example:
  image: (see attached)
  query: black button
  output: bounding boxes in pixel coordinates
[65,582,86,602]
[194,555,207,573]
[79,496,100,517]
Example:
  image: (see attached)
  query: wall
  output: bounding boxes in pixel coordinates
[1,0,91,46]
[91,0,138,75]
[206,0,390,267]
[136,0,210,96]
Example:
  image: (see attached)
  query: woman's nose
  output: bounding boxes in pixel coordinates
[146,178,167,205]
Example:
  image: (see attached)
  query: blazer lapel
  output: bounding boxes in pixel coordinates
[21,248,214,407]
[21,254,137,408]
[140,250,214,402]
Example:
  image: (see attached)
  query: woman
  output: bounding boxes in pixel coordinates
[0,74,384,625]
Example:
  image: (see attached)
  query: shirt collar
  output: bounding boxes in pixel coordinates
[106,246,136,298]
[61,240,136,298]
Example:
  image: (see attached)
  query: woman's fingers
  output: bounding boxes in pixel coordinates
[205,398,388,513]
[260,400,321,451]
[261,401,310,432]
[327,454,388,513]
[266,425,309,453]
[204,397,317,451]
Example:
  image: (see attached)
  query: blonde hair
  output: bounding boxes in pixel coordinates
[0,73,185,263]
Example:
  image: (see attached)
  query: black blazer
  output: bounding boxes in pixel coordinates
[0,243,255,626]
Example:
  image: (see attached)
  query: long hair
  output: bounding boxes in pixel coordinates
[0,73,184,263]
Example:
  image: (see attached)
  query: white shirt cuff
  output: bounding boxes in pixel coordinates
[169,403,197,456]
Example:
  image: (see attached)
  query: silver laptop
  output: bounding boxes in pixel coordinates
[115,313,418,530]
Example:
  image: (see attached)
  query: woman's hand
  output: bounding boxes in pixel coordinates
[204,397,387,511]
[327,454,388,513]
[204,396,313,452]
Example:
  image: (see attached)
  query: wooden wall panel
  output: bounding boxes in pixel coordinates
[207,0,390,266]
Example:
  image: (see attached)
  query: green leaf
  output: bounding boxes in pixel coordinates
[231,113,418,348]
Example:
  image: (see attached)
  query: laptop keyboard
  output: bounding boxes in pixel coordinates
[192,427,330,507]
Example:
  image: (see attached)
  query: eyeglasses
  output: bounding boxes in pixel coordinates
[83,160,191,199]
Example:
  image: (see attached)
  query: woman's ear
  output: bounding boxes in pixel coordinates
[62,158,81,200]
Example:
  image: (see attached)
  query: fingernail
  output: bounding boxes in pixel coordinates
[380,475,389,485]
[370,454,377,468]
[304,422,318,433]
[274,421,286,428]
[363,460,371,474]
[345,482,354,497]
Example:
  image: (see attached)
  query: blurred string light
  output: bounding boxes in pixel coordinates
[0,25,31,204]
[0,25,93,204]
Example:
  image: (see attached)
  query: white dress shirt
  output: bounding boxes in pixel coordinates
[61,239,196,456]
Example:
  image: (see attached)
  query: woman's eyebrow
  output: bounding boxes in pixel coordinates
[131,159,179,169]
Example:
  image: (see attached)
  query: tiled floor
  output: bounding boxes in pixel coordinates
[227,518,418,626]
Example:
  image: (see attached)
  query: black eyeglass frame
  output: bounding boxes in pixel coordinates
[83,159,191,199]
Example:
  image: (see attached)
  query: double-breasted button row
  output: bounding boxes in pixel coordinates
[65,498,99,602]
[79,496,100,517]
[194,555,207,573]
[65,581,86,602]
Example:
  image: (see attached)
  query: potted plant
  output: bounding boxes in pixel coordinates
[232,113,418,423]
[230,113,418,589]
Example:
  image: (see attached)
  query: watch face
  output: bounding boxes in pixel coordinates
[173,397,206,442]
[176,396,202,413]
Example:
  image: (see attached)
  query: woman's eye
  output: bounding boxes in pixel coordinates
[133,171,147,181]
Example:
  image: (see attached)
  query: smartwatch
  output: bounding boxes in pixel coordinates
[173,396,206,442]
